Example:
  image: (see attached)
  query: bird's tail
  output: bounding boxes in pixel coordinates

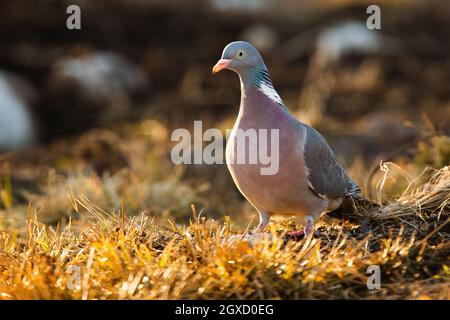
[328,180,379,219]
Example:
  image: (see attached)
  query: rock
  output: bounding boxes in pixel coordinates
[52,50,148,98]
[47,49,149,130]
[317,20,382,62]
[210,0,273,12]
[241,24,277,52]
[0,71,37,151]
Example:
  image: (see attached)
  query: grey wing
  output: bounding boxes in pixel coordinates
[303,125,360,199]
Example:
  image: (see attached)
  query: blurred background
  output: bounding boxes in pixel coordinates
[0,0,449,228]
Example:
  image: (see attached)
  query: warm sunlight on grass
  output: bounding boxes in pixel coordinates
[0,159,448,299]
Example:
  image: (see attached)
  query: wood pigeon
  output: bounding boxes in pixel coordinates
[212,41,362,236]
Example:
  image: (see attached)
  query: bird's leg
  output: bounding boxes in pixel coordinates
[304,215,314,236]
[287,215,316,238]
[254,210,271,233]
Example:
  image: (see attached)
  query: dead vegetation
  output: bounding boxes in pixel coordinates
[0,125,448,300]
[0,0,449,300]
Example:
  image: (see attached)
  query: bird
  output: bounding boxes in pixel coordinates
[212,41,362,237]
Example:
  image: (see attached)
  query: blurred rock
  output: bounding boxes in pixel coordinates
[298,20,404,126]
[46,49,149,134]
[0,71,37,151]
[317,20,382,63]
[240,24,277,52]
[210,0,273,12]
[52,50,148,98]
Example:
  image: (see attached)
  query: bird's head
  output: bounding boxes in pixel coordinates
[212,41,266,76]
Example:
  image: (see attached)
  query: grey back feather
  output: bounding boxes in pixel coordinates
[303,125,360,199]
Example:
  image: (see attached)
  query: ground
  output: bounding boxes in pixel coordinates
[0,123,448,300]
[0,0,449,300]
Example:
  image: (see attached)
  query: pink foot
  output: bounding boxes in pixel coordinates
[254,226,266,233]
[286,229,305,238]
[286,229,319,239]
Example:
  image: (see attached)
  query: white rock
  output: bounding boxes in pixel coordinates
[210,0,272,12]
[0,73,36,151]
[52,51,147,99]
[317,20,381,62]
[241,24,277,51]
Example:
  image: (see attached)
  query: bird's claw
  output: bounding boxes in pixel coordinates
[286,229,305,239]
[286,229,319,239]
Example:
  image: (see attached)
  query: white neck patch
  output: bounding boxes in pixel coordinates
[258,82,284,105]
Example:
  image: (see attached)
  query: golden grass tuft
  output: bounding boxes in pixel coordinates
[0,167,448,300]
[0,126,448,300]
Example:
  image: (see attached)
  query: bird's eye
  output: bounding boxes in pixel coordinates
[237,50,245,58]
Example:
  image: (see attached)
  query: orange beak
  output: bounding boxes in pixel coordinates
[212,59,231,74]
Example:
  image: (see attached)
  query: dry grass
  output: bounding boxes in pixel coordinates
[0,123,448,300]
[0,166,448,299]
[0,0,449,301]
